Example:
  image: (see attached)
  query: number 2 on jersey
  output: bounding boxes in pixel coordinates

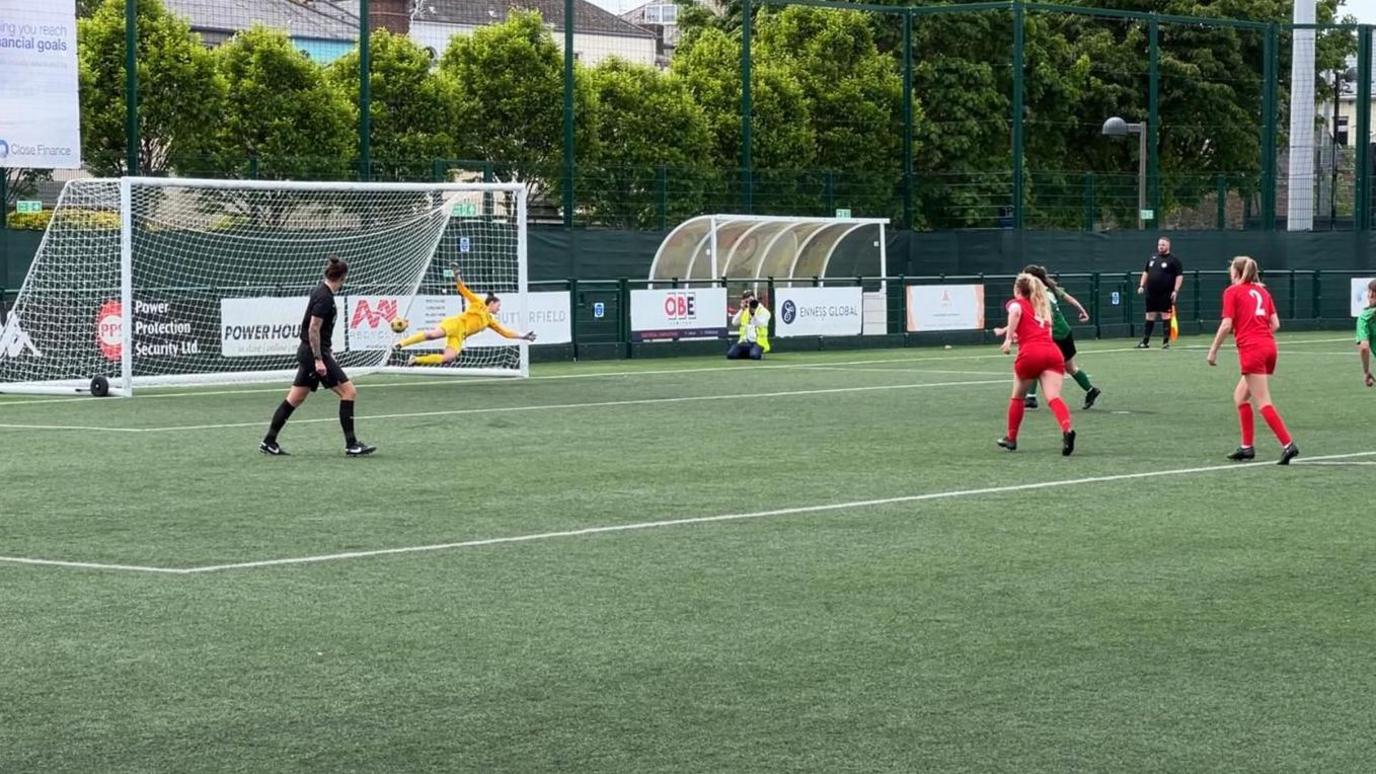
[1248,289,1266,316]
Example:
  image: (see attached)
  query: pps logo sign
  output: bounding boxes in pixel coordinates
[97,300,123,361]
[662,291,698,321]
[780,300,797,324]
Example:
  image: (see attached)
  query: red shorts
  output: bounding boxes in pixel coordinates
[1238,343,1277,375]
[1014,345,1066,380]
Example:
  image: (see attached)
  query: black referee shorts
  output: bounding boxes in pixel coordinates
[1144,293,1174,314]
[1054,333,1077,361]
[293,345,350,392]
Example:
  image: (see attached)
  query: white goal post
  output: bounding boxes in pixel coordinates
[0,177,529,397]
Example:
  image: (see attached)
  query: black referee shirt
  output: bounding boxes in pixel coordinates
[301,282,338,350]
[1143,253,1182,297]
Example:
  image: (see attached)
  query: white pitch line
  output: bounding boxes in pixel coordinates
[795,366,1007,376]
[1294,460,1376,466]
[173,450,1376,573]
[0,378,1009,433]
[0,336,1354,408]
[143,378,1011,433]
[0,556,188,574]
[0,423,145,433]
[6,449,1366,576]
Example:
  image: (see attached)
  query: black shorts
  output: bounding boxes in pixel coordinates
[1144,293,1174,314]
[293,345,349,392]
[1054,333,1077,361]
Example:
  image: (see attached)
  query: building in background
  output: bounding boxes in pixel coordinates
[165,0,655,68]
[620,1,680,68]
[411,0,657,67]
[162,0,366,63]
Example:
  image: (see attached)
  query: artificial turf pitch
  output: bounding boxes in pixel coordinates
[2,333,1373,773]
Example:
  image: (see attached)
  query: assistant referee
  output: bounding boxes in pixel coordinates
[1136,237,1183,350]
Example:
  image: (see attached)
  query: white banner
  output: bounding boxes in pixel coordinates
[905,284,985,332]
[346,295,413,352]
[0,0,81,169]
[774,287,864,337]
[220,297,344,357]
[1352,278,1374,317]
[346,292,571,350]
[630,288,729,341]
[467,292,571,346]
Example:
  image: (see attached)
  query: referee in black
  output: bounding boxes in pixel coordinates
[1136,236,1183,350]
[260,256,376,457]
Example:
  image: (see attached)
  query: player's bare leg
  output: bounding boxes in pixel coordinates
[1227,376,1256,461]
[1138,312,1160,348]
[1244,373,1297,464]
[260,385,312,456]
[1038,371,1076,456]
[331,380,375,457]
[999,377,1037,451]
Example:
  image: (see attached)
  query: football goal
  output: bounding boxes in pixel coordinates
[0,177,528,397]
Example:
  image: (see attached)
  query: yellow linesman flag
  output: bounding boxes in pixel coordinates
[1169,306,1180,341]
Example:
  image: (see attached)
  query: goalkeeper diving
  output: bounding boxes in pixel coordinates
[394,269,536,366]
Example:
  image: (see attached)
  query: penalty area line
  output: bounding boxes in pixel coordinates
[8,449,1363,576]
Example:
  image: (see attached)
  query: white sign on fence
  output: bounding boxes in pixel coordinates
[466,292,572,346]
[774,287,864,338]
[1352,278,1375,317]
[905,284,985,332]
[630,288,729,341]
[0,0,82,169]
[220,296,344,357]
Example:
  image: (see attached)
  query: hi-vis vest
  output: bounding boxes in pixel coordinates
[738,306,771,353]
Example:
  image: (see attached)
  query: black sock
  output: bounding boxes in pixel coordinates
[1143,320,1156,342]
[1162,321,1172,344]
[339,400,357,446]
[264,400,295,443]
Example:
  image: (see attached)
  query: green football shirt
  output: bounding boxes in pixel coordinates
[1048,287,1072,340]
[1357,307,1376,345]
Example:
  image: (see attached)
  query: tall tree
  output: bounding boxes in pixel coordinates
[329,30,462,180]
[439,10,598,203]
[672,26,815,213]
[755,7,907,218]
[583,58,716,228]
[214,25,354,180]
[78,0,224,176]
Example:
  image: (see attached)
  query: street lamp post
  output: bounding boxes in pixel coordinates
[1102,116,1148,230]
[1329,66,1358,229]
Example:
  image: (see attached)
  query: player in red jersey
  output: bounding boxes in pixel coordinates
[1206,256,1300,465]
[994,273,1076,455]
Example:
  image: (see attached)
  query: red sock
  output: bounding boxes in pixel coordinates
[1237,404,1255,448]
[1259,404,1292,446]
[1047,397,1072,432]
[1007,398,1026,440]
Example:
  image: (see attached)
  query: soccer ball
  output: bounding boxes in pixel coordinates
[389,318,409,333]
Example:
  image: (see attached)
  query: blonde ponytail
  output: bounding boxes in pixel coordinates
[1230,256,1262,286]
[1015,272,1053,326]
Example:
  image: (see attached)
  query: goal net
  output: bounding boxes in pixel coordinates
[0,177,528,396]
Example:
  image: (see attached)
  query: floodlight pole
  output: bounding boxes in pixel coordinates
[1137,120,1147,231]
[125,0,138,176]
[1102,116,1147,230]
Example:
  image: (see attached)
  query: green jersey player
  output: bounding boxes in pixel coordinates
[1023,265,1102,410]
[1357,279,1376,388]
